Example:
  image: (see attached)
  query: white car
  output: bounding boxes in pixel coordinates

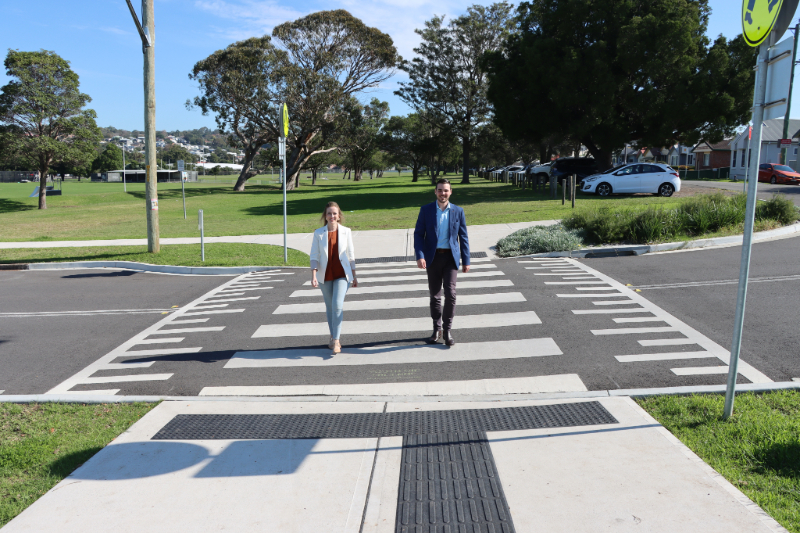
[530,161,554,184]
[581,163,681,197]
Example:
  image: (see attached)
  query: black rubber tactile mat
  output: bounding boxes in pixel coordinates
[151,402,617,440]
[397,432,515,533]
[356,252,488,264]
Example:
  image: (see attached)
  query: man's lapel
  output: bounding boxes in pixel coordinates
[431,203,439,239]
[449,204,457,242]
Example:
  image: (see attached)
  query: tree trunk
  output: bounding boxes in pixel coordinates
[38,159,50,210]
[461,137,470,184]
[412,165,419,182]
[353,167,362,181]
[233,152,256,191]
[312,169,317,185]
[583,138,613,171]
[368,170,374,179]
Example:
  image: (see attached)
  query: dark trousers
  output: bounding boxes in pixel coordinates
[427,251,458,331]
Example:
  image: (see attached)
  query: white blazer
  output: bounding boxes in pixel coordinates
[310,225,356,284]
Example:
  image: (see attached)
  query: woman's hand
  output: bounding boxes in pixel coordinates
[311,272,319,288]
[352,276,358,288]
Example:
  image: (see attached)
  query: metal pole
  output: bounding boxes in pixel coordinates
[743,134,751,193]
[142,0,159,253]
[782,23,799,165]
[724,41,770,419]
[199,209,205,262]
[571,174,576,208]
[281,137,288,263]
[122,143,126,192]
[181,174,186,219]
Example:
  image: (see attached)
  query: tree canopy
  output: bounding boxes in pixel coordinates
[92,143,123,173]
[483,0,756,170]
[0,49,100,208]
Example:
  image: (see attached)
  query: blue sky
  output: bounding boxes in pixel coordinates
[0,0,793,131]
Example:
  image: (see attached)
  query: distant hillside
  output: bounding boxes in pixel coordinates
[100,126,231,150]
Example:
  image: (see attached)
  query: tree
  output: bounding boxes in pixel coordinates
[92,143,124,173]
[484,0,756,170]
[384,114,432,182]
[189,10,399,192]
[396,3,514,184]
[0,50,101,208]
[337,98,389,181]
[158,143,197,165]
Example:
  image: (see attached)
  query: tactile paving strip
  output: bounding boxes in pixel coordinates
[151,401,617,440]
[356,252,488,264]
[397,432,515,533]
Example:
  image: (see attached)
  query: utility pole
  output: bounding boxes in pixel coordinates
[781,22,799,165]
[126,0,159,252]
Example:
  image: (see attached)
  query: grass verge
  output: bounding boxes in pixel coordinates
[639,391,800,533]
[0,402,156,527]
[0,242,310,267]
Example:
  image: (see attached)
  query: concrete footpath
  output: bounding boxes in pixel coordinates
[2,396,787,532]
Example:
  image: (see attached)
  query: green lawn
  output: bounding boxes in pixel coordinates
[0,173,684,242]
[0,402,156,527]
[0,242,309,267]
[639,391,800,533]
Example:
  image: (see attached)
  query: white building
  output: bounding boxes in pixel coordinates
[728,118,800,180]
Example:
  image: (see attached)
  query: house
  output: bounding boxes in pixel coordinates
[639,147,669,163]
[691,140,732,171]
[666,144,695,168]
[728,118,800,180]
[614,144,639,164]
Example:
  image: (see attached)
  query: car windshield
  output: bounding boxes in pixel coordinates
[603,165,626,174]
[773,164,795,173]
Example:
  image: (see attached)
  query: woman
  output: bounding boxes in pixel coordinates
[310,202,358,354]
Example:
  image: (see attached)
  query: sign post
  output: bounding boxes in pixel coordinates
[279,103,289,264]
[198,209,205,262]
[725,0,798,419]
[178,160,186,219]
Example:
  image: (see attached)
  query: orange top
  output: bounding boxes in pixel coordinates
[324,229,346,281]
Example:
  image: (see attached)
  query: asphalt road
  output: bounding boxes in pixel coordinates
[687,179,800,205]
[2,236,797,397]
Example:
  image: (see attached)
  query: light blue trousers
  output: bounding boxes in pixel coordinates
[319,277,350,339]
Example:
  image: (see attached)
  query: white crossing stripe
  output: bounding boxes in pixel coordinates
[613,317,666,323]
[219,287,273,292]
[169,318,210,324]
[533,272,588,276]
[252,311,541,338]
[274,292,526,314]
[561,276,598,279]
[303,270,504,285]
[593,327,677,335]
[191,304,229,309]
[593,300,637,305]
[638,338,697,346]
[183,309,246,316]
[200,375,587,397]
[352,264,497,276]
[209,292,245,297]
[615,351,715,362]
[524,266,575,270]
[198,296,260,303]
[104,362,155,370]
[558,293,628,298]
[291,279,514,298]
[149,327,225,334]
[79,374,174,384]
[119,347,203,357]
[132,337,185,344]
[545,281,608,285]
[671,366,729,376]
[577,287,618,291]
[572,309,652,315]
[225,338,561,368]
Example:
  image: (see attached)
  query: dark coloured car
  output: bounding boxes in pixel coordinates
[549,157,599,183]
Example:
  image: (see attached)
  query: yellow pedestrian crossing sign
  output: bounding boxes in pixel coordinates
[742,0,799,46]
[281,103,289,138]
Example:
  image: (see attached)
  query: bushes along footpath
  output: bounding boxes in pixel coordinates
[495,224,584,257]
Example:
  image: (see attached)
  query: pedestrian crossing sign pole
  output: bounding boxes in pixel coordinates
[279,103,288,264]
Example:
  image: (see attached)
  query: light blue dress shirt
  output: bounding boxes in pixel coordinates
[436,202,451,249]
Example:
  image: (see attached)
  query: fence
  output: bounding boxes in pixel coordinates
[0,171,39,183]
[681,167,730,181]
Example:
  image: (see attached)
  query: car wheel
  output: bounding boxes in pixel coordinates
[537,173,548,185]
[770,175,777,184]
[596,183,612,196]
[658,183,675,197]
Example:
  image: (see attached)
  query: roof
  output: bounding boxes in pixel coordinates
[732,118,800,145]
[692,139,733,152]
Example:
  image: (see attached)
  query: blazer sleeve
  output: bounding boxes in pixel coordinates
[310,230,320,271]
[413,206,427,260]
[346,227,356,270]
[457,208,470,266]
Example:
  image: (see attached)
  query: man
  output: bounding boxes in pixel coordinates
[414,178,471,346]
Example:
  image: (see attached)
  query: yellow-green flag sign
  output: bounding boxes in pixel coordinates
[281,103,289,138]
[743,0,784,46]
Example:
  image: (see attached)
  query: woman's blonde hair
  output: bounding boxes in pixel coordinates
[320,201,344,226]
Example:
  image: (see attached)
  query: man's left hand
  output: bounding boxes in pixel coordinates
[462,264,470,273]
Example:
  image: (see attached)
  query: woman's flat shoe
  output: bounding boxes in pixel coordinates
[332,340,341,354]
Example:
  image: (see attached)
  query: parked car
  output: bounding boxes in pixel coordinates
[549,157,599,183]
[529,161,554,184]
[581,163,680,197]
[757,163,800,184]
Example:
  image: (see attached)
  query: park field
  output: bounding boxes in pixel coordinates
[0,172,684,243]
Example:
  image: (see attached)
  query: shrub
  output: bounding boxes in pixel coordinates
[495,224,584,257]
[756,195,799,225]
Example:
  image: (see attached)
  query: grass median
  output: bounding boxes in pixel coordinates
[0,242,309,267]
[0,402,156,527]
[639,391,800,533]
[0,174,685,242]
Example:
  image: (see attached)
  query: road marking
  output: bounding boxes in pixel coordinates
[615,351,716,362]
[199,375,587,397]
[302,270,504,285]
[352,264,497,276]
[79,374,173,384]
[561,276,599,279]
[532,272,587,276]
[119,347,203,357]
[0,391,4,395]
[191,303,229,310]
[593,300,638,305]
[252,311,541,338]
[290,280,514,298]
[558,293,628,298]
[182,309,246,316]
[148,327,226,334]
[219,287,273,292]
[132,337,185,344]
[639,338,698,346]
[545,281,609,285]
[0,309,175,317]
[104,362,155,370]
[169,318,210,324]
[577,287,619,291]
[572,309,652,315]
[273,292,526,314]
[671,366,729,376]
[197,296,261,303]
[592,326,677,335]
[225,338,561,368]
[632,274,800,290]
[209,292,245,297]
[612,317,665,323]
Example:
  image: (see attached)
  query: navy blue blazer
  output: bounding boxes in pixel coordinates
[414,202,470,268]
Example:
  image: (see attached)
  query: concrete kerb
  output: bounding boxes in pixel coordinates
[6,260,307,276]
[507,220,800,259]
[2,381,798,404]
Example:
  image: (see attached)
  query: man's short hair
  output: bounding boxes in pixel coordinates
[436,178,451,188]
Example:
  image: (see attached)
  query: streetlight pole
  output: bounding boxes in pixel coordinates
[120,141,127,192]
[781,22,799,166]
